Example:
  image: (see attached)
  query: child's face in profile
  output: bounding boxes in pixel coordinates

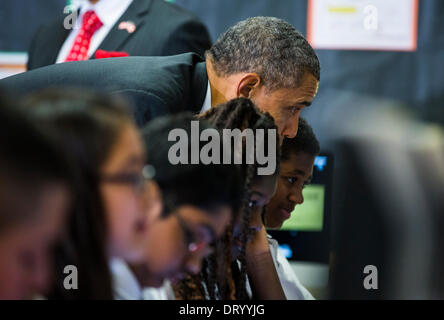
[264,152,315,229]
[100,123,152,263]
[141,205,232,287]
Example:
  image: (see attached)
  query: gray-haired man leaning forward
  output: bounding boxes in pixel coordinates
[2,16,320,137]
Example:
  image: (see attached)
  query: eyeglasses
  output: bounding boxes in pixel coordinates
[174,213,214,254]
[101,165,155,193]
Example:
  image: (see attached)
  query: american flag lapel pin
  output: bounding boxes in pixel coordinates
[118,21,136,34]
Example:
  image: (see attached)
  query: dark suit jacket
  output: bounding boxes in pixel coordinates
[3,53,208,127]
[27,0,211,70]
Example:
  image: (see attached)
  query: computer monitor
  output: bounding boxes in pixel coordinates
[267,153,333,263]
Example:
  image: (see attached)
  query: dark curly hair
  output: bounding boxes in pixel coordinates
[141,112,244,219]
[207,16,320,91]
[281,117,320,160]
[173,98,281,300]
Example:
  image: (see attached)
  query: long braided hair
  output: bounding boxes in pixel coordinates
[173,97,281,300]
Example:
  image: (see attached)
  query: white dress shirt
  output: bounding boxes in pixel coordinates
[200,80,212,113]
[56,0,133,63]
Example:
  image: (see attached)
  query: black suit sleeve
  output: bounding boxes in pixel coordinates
[112,89,170,127]
[160,17,211,59]
[1,58,174,127]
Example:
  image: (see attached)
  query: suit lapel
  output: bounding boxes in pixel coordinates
[44,18,71,66]
[92,0,153,56]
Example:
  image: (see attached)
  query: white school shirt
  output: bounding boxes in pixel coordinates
[143,282,175,300]
[245,236,315,300]
[110,258,143,300]
[56,0,133,63]
[268,236,315,300]
[110,258,175,300]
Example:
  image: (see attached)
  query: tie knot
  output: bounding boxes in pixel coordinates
[82,10,103,33]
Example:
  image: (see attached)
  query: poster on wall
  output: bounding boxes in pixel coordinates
[307,0,418,51]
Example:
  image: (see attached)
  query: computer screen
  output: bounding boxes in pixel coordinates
[281,184,325,232]
[267,153,333,263]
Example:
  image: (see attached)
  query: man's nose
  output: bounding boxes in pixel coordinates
[283,117,299,138]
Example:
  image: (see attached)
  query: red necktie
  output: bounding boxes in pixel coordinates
[65,10,103,62]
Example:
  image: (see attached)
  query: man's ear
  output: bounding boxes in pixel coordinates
[237,73,261,98]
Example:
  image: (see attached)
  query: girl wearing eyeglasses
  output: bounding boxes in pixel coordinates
[24,89,160,299]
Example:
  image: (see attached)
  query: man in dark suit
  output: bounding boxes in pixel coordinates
[8,53,207,126]
[3,17,320,138]
[27,0,211,70]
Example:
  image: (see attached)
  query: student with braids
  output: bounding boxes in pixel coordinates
[173,97,285,300]
[263,117,320,299]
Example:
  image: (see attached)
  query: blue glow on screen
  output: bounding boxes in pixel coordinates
[314,156,327,172]
[278,244,293,259]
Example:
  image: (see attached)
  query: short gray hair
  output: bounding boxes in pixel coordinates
[207,17,320,91]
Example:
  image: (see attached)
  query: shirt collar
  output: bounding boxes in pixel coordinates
[110,258,143,300]
[200,80,212,113]
[80,0,133,27]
